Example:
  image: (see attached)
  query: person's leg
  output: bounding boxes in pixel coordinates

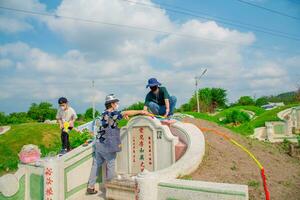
[66,132,70,151]
[61,129,68,150]
[148,102,160,115]
[168,96,177,115]
[158,105,166,116]
[102,152,117,181]
[87,151,104,189]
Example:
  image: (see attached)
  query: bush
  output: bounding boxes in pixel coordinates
[6,112,31,124]
[223,110,250,125]
[69,129,93,149]
[0,112,32,125]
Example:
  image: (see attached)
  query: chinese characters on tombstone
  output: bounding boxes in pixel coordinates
[131,127,154,173]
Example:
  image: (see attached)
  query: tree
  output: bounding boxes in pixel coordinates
[0,112,7,125]
[211,88,227,110]
[27,102,57,122]
[255,97,269,107]
[180,87,227,113]
[123,102,144,110]
[84,108,99,120]
[237,96,255,106]
[296,85,300,102]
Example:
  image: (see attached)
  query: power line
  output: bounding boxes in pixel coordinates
[0,5,298,55]
[236,0,300,21]
[120,0,300,41]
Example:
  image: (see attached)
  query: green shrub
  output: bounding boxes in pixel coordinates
[223,110,250,125]
[69,129,93,149]
[6,112,32,124]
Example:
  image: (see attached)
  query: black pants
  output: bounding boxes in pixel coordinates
[61,127,72,150]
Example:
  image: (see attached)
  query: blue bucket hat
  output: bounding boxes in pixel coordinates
[146,78,161,88]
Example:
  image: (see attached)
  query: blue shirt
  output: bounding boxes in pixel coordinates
[94,110,123,153]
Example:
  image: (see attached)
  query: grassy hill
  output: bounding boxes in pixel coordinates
[0,123,61,175]
[0,122,92,176]
[185,104,300,136]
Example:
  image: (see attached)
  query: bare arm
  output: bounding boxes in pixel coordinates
[164,99,170,116]
[122,110,149,117]
[143,105,148,111]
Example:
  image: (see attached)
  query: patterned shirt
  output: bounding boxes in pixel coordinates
[94,110,123,153]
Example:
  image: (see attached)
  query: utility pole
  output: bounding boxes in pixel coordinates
[92,80,95,119]
[195,69,207,113]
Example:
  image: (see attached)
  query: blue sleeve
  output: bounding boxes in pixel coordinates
[116,111,123,120]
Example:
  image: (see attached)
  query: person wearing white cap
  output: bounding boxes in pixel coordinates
[86,94,149,195]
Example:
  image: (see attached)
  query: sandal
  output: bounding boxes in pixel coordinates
[86,187,98,195]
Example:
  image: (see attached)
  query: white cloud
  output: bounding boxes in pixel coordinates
[0,0,46,33]
[0,0,298,113]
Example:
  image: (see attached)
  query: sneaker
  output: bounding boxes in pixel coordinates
[59,149,67,156]
[86,187,98,195]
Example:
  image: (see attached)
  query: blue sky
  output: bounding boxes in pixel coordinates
[0,0,299,114]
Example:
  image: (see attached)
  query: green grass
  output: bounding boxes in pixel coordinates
[214,106,266,119]
[248,180,260,188]
[0,123,60,175]
[185,104,300,136]
[184,112,219,123]
[0,122,92,176]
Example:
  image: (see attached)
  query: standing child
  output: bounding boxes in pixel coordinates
[56,97,77,155]
[86,94,149,195]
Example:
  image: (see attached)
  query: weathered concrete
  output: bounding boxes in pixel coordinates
[158,179,248,200]
[252,106,300,142]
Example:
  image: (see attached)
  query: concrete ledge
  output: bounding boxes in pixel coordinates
[158,179,248,200]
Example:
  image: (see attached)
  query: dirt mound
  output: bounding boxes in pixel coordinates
[184,117,300,200]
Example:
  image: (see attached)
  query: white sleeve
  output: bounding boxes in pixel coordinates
[56,109,61,120]
[71,107,78,120]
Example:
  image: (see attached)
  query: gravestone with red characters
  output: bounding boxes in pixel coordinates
[116,116,178,174]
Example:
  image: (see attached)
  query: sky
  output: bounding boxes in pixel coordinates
[0,0,299,114]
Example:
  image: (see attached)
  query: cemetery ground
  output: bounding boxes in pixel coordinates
[183,117,300,200]
[1,108,300,199]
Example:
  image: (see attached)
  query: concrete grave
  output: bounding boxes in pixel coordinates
[116,116,178,174]
[253,106,300,142]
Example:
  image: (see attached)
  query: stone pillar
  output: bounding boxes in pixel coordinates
[43,157,60,200]
[135,170,159,200]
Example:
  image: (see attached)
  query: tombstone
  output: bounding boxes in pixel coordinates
[116,116,178,175]
[265,122,274,141]
[296,108,300,130]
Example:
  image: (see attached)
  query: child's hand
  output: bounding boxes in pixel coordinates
[124,115,129,120]
[60,124,64,129]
